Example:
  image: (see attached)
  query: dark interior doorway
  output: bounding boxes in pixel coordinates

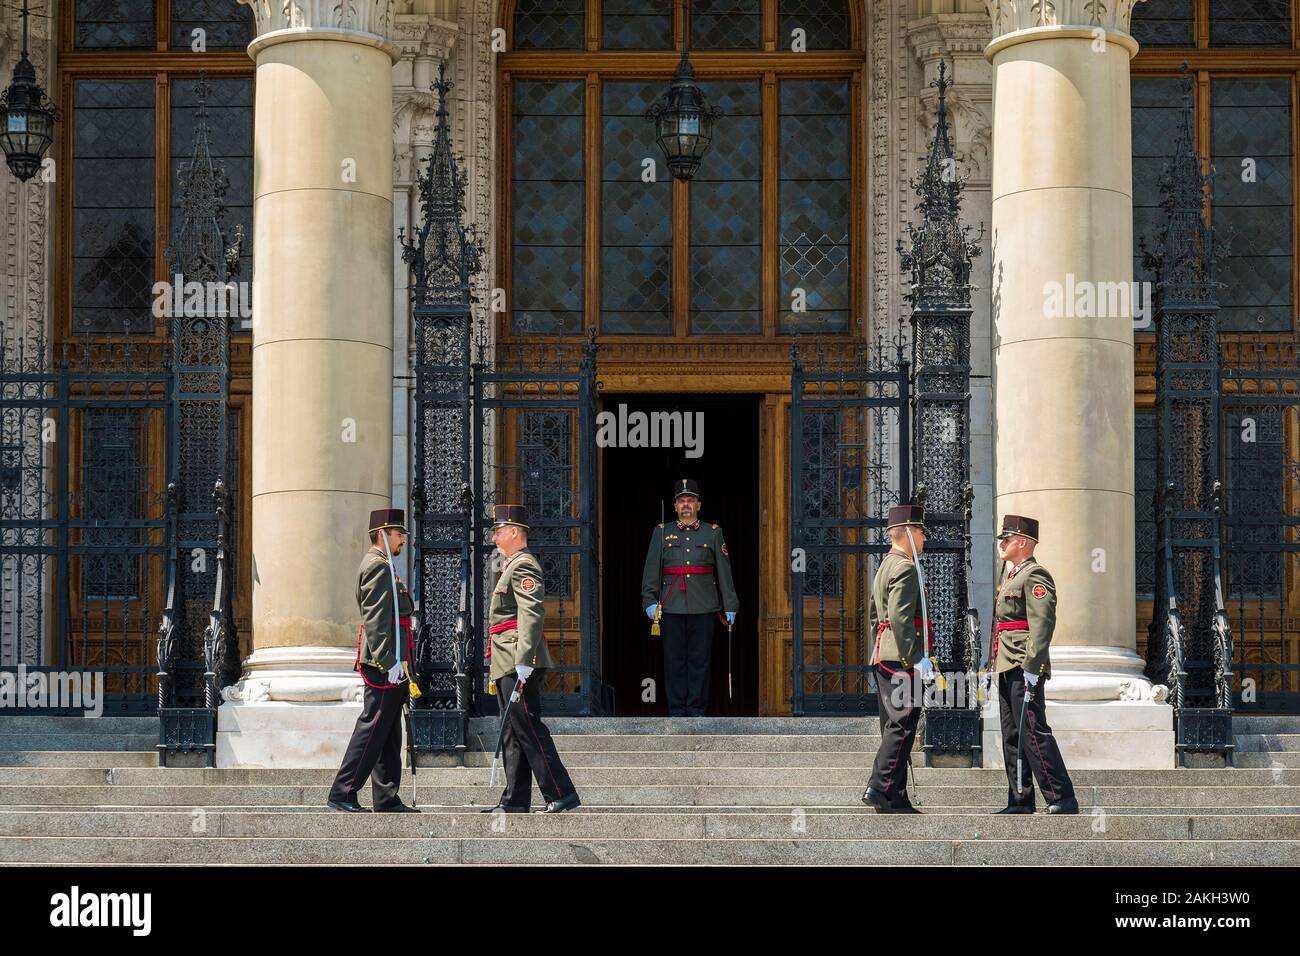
[600,393,760,716]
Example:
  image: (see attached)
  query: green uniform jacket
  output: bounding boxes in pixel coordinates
[488,548,555,682]
[641,520,739,615]
[868,548,926,668]
[356,547,415,671]
[992,556,1057,678]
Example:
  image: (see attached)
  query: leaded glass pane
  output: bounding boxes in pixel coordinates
[1211,78,1293,331]
[691,80,761,334]
[171,0,254,50]
[522,411,573,597]
[1130,0,1194,47]
[73,80,156,336]
[515,0,585,50]
[1135,410,1157,599]
[779,0,852,50]
[1132,77,1184,320]
[512,81,585,336]
[75,0,155,49]
[603,0,673,49]
[80,409,145,600]
[602,81,673,335]
[170,77,254,332]
[780,79,850,334]
[692,0,761,50]
[1210,0,1292,47]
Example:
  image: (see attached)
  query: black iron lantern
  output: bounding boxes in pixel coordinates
[1,0,58,182]
[645,2,721,181]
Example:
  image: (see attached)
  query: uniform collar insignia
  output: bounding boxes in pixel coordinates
[676,519,699,530]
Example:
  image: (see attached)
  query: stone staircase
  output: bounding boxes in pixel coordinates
[2,715,1299,865]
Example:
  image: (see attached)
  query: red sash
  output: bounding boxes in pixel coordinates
[486,618,519,660]
[991,619,1028,661]
[662,565,713,592]
[873,617,934,676]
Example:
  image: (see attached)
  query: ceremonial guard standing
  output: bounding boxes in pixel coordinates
[862,504,935,814]
[987,515,1078,814]
[481,505,581,814]
[641,479,739,717]
[328,509,419,813]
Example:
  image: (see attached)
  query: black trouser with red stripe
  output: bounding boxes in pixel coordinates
[496,671,577,809]
[868,663,921,804]
[329,665,408,809]
[999,668,1075,809]
[660,612,714,717]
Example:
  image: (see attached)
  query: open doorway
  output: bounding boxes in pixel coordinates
[599,393,761,716]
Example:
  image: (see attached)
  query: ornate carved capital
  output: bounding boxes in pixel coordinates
[237,0,397,40]
[392,12,459,57]
[985,0,1146,39]
[908,14,994,183]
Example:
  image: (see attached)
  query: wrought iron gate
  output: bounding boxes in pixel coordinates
[473,338,604,717]
[1,336,172,714]
[790,337,910,714]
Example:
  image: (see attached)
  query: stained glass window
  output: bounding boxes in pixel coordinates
[515,0,585,50]
[1211,78,1293,332]
[602,82,673,335]
[170,77,255,332]
[72,80,156,336]
[170,0,254,50]
[603,0,674,50]
[513,81,585,336]
[693,0,761,50]
[1131,77,1185,323]
[779,0,851,50]
[75,0,156,49]
[779,79,850,334]
[1210,0,1292,47]
[691,80,761,334]
[1130,0,1195,47]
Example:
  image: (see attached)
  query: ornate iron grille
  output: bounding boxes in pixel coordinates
[900,61,982,760]
[790,336,910,714]
[473,335,605,717]
[1221,329,1300,713]
[1,333,171,714]
[1143,68,1235,760]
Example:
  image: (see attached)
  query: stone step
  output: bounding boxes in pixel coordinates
[3,766,1300,787]
[0,735,159,752]
[0,717,159,734]
[0,834,1294,865]
[1235,734,1300,752]
[2,808,1297,841]
[3,784,1299,808]
[1232,717,1300,733]
[0,752,159,768]
[467,717,883,736]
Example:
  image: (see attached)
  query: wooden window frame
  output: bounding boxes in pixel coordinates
[497,0,866,345]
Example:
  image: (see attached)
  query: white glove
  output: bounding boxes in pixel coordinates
[981,670,995,697]
[645,604,658,620]
[914,656,935,681]
[1024,671,1040,689]
[387,662,405,684]
[515,664,534,683]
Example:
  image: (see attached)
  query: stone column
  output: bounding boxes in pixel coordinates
[985,1,1170,767]
[219,0,399,767]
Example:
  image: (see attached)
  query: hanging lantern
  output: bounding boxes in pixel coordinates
[0,0,57,183]
[645,4,721,182]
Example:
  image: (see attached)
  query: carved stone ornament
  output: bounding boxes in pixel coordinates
[237,0,397,38]
[985,0,1147,38]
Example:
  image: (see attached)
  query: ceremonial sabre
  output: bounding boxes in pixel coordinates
[380,530,420,699]
[727,619,733,700]
[488,677,526,789]
[1015,682,1032,799]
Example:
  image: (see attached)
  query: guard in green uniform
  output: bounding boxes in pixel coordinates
[481,504,580,814]
[641,479,739,717]
[862,504,934,814]
[987,514,1078,815]
[328,508,419,813]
